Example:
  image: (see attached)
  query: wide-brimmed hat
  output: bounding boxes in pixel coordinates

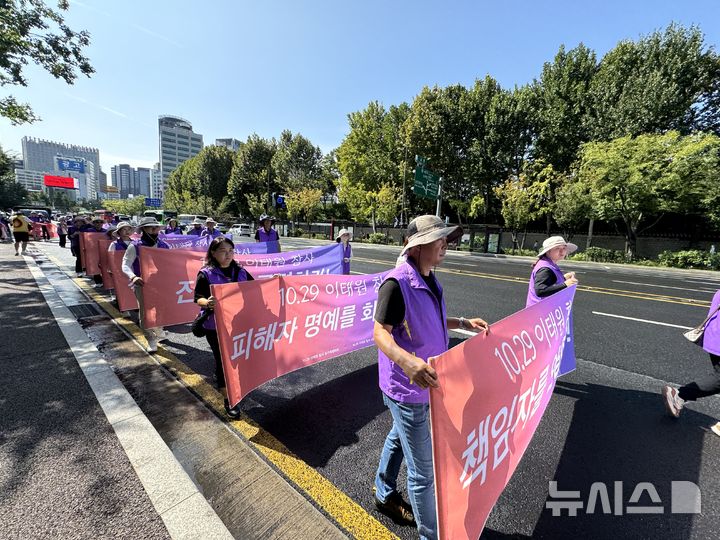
[335,228,352,241]
[205,217,217,225]
[258,214,275,223]
[537,236,578,258]
[113,221,133,236]
[136,216,162,230]
[167,218,178,225]
[400,215,463,257]
[191,218,204,225]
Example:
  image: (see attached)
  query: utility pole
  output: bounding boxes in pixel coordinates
[401,145,408,227]
[436,177,443,218]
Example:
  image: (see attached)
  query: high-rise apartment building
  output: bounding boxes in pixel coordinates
[158,116,203,198]
[151,163,162,200]
[136,167,151,197]
[111,164,136,199]
[215,138,242,151]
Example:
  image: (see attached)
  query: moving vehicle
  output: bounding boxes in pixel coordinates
[143,209,178,224]
[229,223,253,237]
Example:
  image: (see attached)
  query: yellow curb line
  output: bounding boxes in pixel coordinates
[45,253,397,540]
[354,256,711,308]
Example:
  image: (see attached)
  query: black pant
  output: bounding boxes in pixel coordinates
[678,353,720,401]
[71,246,82,273]
[59,234,67,248]
[205,330,226,389]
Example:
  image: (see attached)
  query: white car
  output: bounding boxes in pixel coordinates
[229,224,253,237]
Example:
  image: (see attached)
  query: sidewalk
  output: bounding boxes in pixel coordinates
[0,244,230,539]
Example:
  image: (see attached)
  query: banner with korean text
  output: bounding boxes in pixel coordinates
[139,242,344,328]
[97,238,113,290]
[108,250,138,311]
[429,286,576,540]
[213,272,388,406]
[160,233,279,255]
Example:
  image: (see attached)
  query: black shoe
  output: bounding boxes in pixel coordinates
[223,398,242,419]
[374,489,415,525]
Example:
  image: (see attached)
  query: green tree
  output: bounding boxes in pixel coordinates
[228,134,277,219]
[104,197,146,218]
[494,177,535,251]
[0,145,28,207]
[578,131,720,258]
[285,187,322,227]
[272,130,323,193]
[588,24,719,140]
[1,0,94,124]
[553,175,595,241]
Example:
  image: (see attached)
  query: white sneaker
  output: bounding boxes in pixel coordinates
[662,386,684,418]
[146,335,158,353]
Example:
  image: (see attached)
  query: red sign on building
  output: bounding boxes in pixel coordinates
[43,175,77,189]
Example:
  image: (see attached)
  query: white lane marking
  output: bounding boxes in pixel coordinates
[592,311,692,330]
[687,279,720,286]
[611,280,716,294]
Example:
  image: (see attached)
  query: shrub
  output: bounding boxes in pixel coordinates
[500,248,537,257]
[368,232,392,245]
[657,250,720,270]
[571,247,626,263]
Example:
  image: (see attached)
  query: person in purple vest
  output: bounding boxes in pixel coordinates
[107,222,133,301]
[201,217,222,239]
[164,218,183,235]
[193,236,254,418]
[68,216,93,275]
[187,218,204,236]
[373,215,489,539]
[663,290,720,432]
[526,236,579,307]
[122,217,171,353]
[255,214,281,251]
[335,228,352,274]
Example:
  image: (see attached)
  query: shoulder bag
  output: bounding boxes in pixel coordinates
[684,304,720,345]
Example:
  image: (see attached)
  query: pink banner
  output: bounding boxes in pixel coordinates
[108,250,138,312]
[82,232,106,276]
[429,285,576,540]
[31,222,57,238]
[98,239,114,290]
[138,244,344,328]
[213,272,388,406]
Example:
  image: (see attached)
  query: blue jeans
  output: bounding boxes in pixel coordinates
[375,393,437,540]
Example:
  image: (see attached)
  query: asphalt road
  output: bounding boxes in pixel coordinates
[37,239,720,539]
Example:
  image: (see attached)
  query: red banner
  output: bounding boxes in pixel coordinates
[212,272,387,407]
[30,222,57,238]
[108,250,138,312]
[82,232,106,276]
[43,175,77,189]
[429,286,576,540]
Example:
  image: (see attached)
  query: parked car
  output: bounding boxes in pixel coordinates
[229,224,253,237]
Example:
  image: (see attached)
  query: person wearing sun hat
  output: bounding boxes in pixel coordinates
[201,217,222,239]
[335,228,352,274]
[121,216,171,353]
[255,213,281,252]
[372,214,490,538]
[164,217,183,235]
[186,217,204,236]
[526,235,579,307]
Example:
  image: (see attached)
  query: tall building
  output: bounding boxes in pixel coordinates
[151,163,162,200]
[99,170,108,193]
[136,167,151,197]
[20,137,101,200]
[215,138,241,151]
[111,164,137,199]
[158,116,203,198]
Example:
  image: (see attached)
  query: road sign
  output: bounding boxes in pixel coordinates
[145,197,162,207]
[413,166,440,199]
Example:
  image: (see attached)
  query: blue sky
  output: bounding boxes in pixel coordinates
[1,0,718,176]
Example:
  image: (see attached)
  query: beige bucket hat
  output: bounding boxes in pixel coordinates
[400,215,462,257]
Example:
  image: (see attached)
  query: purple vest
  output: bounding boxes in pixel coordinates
[165,226,183,234]
[378,260,448,404]
[257,228,279,242]
[187,226,203,236]
[131,237,170,276]
[199,265,249,330]
[201,228,222,238]
[341,242,352,274]
[702,290,720,356]
[526,257,565,307]
[112,239,128,251]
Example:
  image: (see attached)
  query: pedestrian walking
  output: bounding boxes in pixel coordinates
[526,236,579,307]
[255,214,281,251]
[193,236,254,418]
[164,218,183,235]
[107,222,133,302]
[57,217,68,248]
[11,211,31,256]
[68,216,90,275]
[373,215,489,540]
[663,290,720,423]
[201,217,222,239]
[335,228,352,275]
[121,217,170,353]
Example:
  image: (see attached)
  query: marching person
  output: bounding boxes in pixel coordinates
[335,228,353,275]
[201,217,222,239]
[194,236,254,419]
[187,218,204,236]
[663,289,720,428]
[107,221,133,302]
[68,216,91,275]
[122,217,170,353]
[526,235,579,307]
[57,217,69,248]
[373,215,489,540]
[164,218,183,235]
[11,211,31,256]
[255,214,281,251]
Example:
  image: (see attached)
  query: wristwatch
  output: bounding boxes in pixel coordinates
[459,317,468,329]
